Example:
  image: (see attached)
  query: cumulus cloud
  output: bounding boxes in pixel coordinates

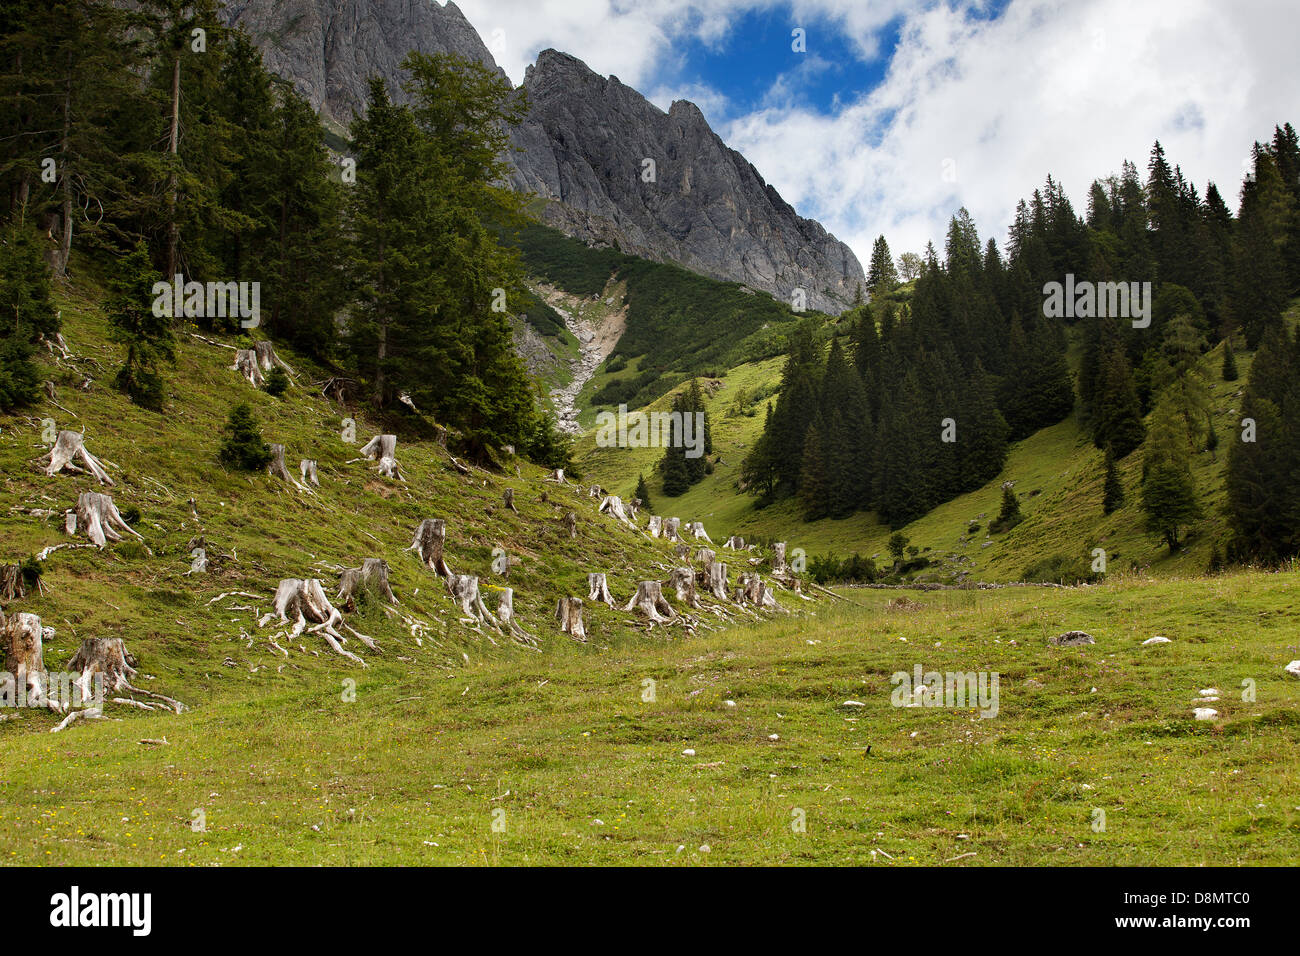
[724,0,1300,263]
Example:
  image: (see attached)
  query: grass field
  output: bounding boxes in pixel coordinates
[3,570,1298,865]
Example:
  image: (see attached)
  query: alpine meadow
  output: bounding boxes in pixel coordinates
[1,0,1299,916]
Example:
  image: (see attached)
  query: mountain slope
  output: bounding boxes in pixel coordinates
[0,268,812,736]
[219,0,503,130]
[507,50,864,314]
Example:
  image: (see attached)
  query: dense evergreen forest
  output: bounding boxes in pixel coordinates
[741,127,1300,563]
[0,0,566,464]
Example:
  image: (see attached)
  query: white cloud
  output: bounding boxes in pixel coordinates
[723,0,1300,263]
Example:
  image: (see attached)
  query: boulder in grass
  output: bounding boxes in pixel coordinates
[1143,636,1172,645]
[1050,631,1095,646]
[1193,707,1219,721]
[1284,660,1300,678]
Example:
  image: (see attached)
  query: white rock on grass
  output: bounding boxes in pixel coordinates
[682,748,696,757]
[1143,636,1172,645]
[1285,661,1300,678]
[1193,707,1219,721]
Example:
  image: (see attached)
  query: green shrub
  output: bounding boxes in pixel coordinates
[218,402,273,471]
[263,366,290,397]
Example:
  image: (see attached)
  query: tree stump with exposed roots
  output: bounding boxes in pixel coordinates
[408,519,452,577]
[624,580,675,623]
[587,572,615,606]
[41,431,113,485]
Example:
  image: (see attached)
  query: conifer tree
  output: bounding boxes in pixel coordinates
[635,473,653,512]
[1102,446,1124,514]
[866,235,899,297]
[1093,343,1145,457]
[798,421,830,521]
[218,401,271,470]
[0,224,59,411]
[1221,339,1238,381]
[106,240,172,409]
[1141,399,1201,553]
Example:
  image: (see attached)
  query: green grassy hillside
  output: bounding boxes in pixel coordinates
[0,271,809,732]
[574,309,1300,583]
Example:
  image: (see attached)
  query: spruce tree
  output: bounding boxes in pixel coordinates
[635,473,653,512]
[106,240,172,409]
[992,485,1023,532]
[1093,343,1145,457]
[1140,399,1201,553]
[798,422,831,521]
[866,235,899,297]
[1221,340,1238,381]
[218,401,271,470]
[0,224,59,411]
[1102,446,1124,514]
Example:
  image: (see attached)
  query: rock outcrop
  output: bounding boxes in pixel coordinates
[219,0,502,127]
[506,50,863,313]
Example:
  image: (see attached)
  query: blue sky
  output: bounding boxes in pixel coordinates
[666,8,900,122]
[457,0,1300,266]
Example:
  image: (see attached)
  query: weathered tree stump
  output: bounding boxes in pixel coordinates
[253,340,295,378]
[587,572,615,606]
[267,443,310,490]
[398,390,417,412]
[773,542,787,575]
[41,430,113,484]
[674,543,690,561]
[447,574,496,630]
[265,578,374,664]
[588,485,604,499]
[562,511,578,539]
[300,459,320,487]
[740,572,780,609]
[666,567,700,608]
[696,548,716,566]
[1,611,49,707]
[624,580,675,623]
[555,596,586,641]
[336,558,398,610]
[359,434,397,461]
[231,349,264,387]
[407,519,452,577]
[703,559,730,600]
[724,535,746,550]
[663,517,682,542]
[503,488,518,513]
[60,636,186,724]
[598,495,635,527]
[546,468,566,484]
[0,564,26,602]
[40,331,72,360]
[496,588,537,645]
[647,515,663,538]
[689,521,712,542]
[68,491,143,548]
